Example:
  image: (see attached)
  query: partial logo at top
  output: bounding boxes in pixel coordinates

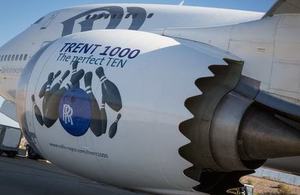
[31,61,123,138]
[61,6,154,36]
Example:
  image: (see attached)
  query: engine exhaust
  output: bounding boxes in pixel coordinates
[238,105,300,161]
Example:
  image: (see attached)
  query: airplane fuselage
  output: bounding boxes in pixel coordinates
[0,4,262,102]
[1,3,300,195]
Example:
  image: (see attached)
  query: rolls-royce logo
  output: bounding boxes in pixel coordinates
[62,104,74,126]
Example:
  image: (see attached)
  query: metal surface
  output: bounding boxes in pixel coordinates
[16,42,53,156]
[265,157,300,176]
[179,58,244,175]
[18,30,228,194]
[210,92,252,171]
[1,2,300,194]
[0,100,18,121]
[264,0,300,18]
[233,76,260,100]
[239,105,300,160]
[0,126,22,152]
[255,91,300,122]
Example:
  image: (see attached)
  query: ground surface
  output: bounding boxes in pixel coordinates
[241,176,300,195]
[0,154,299,195]
[0,155,149,195]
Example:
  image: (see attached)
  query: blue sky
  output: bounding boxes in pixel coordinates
[0,0,276,46]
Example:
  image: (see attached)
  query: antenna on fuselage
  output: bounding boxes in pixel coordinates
[179,1,185,6]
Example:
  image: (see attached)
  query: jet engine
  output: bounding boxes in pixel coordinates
[16,30,300,195]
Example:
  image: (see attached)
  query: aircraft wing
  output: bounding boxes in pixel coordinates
[0,100,18,121]
[0,99,19,128]
[264,0,300,18]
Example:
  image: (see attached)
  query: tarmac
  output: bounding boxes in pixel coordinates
[0,155,149,195]
[1,153,299,195]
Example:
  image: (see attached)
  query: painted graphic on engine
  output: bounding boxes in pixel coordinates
[31,61,122,138]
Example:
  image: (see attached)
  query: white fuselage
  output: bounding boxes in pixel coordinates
[1,3,300,195]
[165,14,300,103]
[0,4,262,102]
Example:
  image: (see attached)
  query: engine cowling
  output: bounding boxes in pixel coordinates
[16,30,300,195]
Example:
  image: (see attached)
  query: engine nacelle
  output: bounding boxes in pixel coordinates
[16,30,300,194]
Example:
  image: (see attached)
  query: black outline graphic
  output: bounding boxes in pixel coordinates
[32,61,123,138]
[61,6,154,36]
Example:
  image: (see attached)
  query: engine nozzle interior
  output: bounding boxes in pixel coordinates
[238,105,300,161]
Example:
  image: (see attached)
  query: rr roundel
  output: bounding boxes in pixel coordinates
[59,88,91,136]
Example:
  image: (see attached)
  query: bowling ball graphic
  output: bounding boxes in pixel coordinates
[59,88,91,136]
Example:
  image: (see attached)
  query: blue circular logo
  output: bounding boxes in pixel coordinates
[59,88,91,136]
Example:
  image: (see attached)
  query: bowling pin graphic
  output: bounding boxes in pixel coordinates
[42,73,55,116]
[66,69,85,90]
[95,67,122,112]
[39,71,61,98]
[43,69,85,128]
[39,72,53,98]
[31,95,44,126]
[50,70,70,93]
[55,71,62,79]
[109,114,121,139]
[84,72,107,137]
[99,99,107,134]
[71,61,80,88]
